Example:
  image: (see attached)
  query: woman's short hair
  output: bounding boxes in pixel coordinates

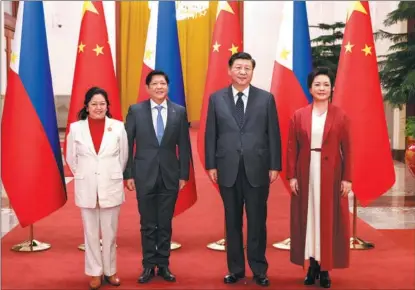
[307,67,335,89]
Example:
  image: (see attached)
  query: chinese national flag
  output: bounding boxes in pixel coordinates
[333,1,395,206]
[197,1,243,187]
[64,1,122,158]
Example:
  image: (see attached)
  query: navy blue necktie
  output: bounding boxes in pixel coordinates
[155,105,164,144]
[235,92,244,127]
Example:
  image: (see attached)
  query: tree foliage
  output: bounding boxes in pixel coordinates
[376,2,415,107]
[310,22,345,80]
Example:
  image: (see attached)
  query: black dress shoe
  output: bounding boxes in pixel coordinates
[319,271,331,288]
[224,273,245,284]
[157,267,176,282]
[253,274,270,287]
[137,268,155,284]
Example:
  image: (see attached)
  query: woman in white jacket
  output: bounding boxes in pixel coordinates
[66,87,128,290]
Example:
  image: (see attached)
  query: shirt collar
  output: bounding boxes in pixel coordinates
[150,99,168,109]
[232,86,250,98]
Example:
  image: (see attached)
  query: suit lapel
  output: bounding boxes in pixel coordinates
[145,100,159,145]
[98,117,112,155]
[305,103,333,145]
[80,119,97,156]
[304,104,313,145]
[322,104,334,144]
[223,86,240,127]
[161,100,176,145]
[242,85,258,128]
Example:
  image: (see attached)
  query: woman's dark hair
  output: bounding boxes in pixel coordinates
[307,67,335,102]
[307,67,335,89]
[77,87,112,120]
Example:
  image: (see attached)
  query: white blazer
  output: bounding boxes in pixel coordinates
[66,117,128,208]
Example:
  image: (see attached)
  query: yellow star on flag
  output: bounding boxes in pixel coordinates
[93,44,104,56]
[144,50,153,60]
[216,1,234,19]
[344,41,354,53]
[228,44,239,55]
[82,1,99,16]
[361,44,372,56]
[280,48,291,60]
[346,1,367,22]
[78,42,86,53]
[213,41,221,52]
[10,51,18,64]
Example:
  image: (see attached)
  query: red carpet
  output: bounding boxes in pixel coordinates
[2,129,414,289]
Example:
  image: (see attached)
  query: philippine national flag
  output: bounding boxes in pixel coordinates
[138,1,197,216]
[270,1,313,191]
[1,2,67,227]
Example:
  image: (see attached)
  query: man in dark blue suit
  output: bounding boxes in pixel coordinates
[124,70,190,284]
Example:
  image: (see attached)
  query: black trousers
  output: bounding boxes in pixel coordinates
[137,169,178,268]
[219,157,269,276]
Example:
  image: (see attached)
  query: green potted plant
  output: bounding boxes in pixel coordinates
[405,116,415,140]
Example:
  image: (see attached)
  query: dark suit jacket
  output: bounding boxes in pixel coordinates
[124,99,190,194]
[205,85,282,187]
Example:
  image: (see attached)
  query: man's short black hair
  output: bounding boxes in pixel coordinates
[228,52,256,69]
[145,70,170,86]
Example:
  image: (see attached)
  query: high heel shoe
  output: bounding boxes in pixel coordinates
[304,259,320,285]
[319,271,331,288]
[103,274,121,286]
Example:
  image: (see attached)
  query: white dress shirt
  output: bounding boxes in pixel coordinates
[150,99,167,135]
[232,86,250,113]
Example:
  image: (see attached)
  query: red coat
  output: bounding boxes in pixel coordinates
[286,104,352,271]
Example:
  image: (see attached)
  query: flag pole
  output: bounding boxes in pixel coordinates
[350,195,374,250]
[11,225,51,252]
[207,220,226,251]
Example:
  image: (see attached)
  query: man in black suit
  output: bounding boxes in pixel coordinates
[124,70,190,284]
[205,52,281,287]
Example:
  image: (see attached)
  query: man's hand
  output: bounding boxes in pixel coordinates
[179,179,187,190]
[269,170,279,184]
[126,179,136,191]
[208,169,218,183]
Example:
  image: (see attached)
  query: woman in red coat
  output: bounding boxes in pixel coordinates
[286,67,352,288]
